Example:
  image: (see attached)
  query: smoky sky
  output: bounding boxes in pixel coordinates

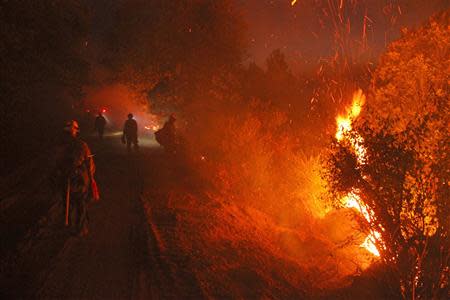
[234,0,449,67]
[88,0,449,69]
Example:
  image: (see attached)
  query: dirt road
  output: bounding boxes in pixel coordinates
[1,133,310,299]
[1,135,158,299]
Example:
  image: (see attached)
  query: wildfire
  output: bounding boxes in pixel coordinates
[335,89,365,142]
[336,90,380,257]
[144,125,160,131]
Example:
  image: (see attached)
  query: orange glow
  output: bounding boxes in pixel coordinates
[144,125,160,131]
[342,191,380,257]
[83,84,158,131]
[336,90,380,257]
[361,231,381,257]
[291,0,298,6]
[335,89,365,141]
[342,191,372,221]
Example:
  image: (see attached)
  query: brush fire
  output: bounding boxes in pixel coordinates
[335,90,381,257]
[1,1,448,299]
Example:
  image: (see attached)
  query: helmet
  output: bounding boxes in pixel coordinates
[128,113,133,119]
[64,120,79,133]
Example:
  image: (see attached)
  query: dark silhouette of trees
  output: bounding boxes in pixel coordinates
[103,0,245,112]
[0,1,90,173]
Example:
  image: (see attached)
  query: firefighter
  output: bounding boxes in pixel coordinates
[94,112,106,139]
[163,114,176,136]
[55,120,98,236]
[155,115,176,153]
[155,114,177,153]
[122,113,138,152]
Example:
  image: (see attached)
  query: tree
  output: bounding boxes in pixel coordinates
[264,49,298,111]
[103,0,245,112]
[324,11,449,299]
[0,1,91,173]
[364,11,449,133]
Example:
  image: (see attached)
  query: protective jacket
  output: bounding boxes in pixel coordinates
[56,136,95,193]
[123,119,138,139]
[95,115,106,131]
[55,134,98,233]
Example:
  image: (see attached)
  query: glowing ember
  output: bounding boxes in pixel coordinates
[336,90,380,257]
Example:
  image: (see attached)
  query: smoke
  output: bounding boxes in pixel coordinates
[86,0,448,293]
[82,83,161,133]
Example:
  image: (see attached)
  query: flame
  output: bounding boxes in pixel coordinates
[336,90,367,164]
[336,90,380,257]
[342,191,380,257]
[361,231,381,257]
[144,125,160,131]
[335,89,365,141]
[342,191,371,221]
[291,0,298,6]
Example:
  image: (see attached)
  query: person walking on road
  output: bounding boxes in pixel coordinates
[122,113,139,152]
[55,120,99,236]
[94,112,106,139]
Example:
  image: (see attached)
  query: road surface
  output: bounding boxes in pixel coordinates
[1,135,158,299]
[1,132,359,299]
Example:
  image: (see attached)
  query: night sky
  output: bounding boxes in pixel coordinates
[234,0,449,68]
[89,0,449,69]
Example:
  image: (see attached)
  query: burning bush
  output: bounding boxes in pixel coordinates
[170,75,381,291]
[324,12,449,299]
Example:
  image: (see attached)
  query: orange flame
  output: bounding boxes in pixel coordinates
[342,192,380,256]
[336,90,380,257]
[335,89,365,141]
[144,124,160,131]
[291,0,298,6]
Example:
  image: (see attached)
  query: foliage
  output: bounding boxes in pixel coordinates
[365,11,450,133]
[104,0,245,112]
[325,11,450,299]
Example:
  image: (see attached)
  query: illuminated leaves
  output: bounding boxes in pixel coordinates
[325,11,450,298]
[366,11,450,134]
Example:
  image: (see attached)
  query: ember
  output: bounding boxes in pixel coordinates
[2,1,447,299]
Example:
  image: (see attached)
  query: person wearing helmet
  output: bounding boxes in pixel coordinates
[94,112,107,139]
[122,113,138,152]
[55,120,98,236]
